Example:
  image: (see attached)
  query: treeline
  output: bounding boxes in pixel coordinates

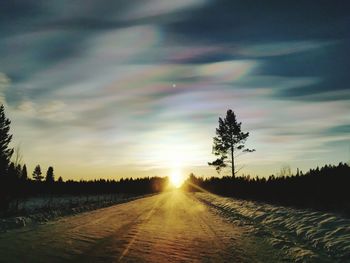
[0,159,168,212]
[183,163,350,216]
[1,172,168,212]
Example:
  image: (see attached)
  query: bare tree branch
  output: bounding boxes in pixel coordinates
[13,144,23,166]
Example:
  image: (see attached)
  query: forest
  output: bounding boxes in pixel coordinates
[183,162,350,217]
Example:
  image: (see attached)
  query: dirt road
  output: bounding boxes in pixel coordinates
[0,191,283,262]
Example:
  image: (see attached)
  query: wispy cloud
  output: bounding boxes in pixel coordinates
[0,0,349,179]
[234,41,333,57]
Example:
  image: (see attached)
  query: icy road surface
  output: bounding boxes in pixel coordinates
[0,191,348,262]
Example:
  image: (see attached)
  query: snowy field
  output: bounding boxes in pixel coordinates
[195,192,350,262]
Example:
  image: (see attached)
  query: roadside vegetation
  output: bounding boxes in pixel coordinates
[184,162,350,216]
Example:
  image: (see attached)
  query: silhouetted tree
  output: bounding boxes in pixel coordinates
[278,165,292,177]
[32,165,43,181]
[0,105,14,210]
[57,176,63,183]
[45,166,54,183]
[208,109,254,177]
[21,164,28,181]
[0,104,14,176]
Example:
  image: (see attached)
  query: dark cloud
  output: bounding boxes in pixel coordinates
[252,41,350,101]
[166,0,350,43]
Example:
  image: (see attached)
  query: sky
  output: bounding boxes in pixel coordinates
[0,0,350,180]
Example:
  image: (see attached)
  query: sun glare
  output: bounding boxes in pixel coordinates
[170,169,183,188]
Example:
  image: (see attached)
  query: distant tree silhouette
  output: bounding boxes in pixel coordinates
[278,165,292,177]
[21,164,28,181]
[45,166,54,183]
[32,165,43,181]
[209,109,254,177]
[57,176,63,183]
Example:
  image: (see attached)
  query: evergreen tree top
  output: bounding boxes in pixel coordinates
[0,104,14,174]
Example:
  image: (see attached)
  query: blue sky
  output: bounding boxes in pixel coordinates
[0,0,349,180]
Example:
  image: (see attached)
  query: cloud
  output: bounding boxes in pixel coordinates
[0,72,10,103]
[120,0,208,21]
[15,100,74,121]
[1,0,349,178]
[234,41,333,58]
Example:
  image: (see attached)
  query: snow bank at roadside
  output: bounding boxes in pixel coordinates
[0,194,147,232]
[195,193,350,262]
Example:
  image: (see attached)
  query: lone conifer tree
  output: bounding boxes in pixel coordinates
[208,109,254,177]
[45,166,54,183]
[32,165,43,181]
[0,104,14,176]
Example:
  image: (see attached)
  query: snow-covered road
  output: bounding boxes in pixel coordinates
[0,191,348,262]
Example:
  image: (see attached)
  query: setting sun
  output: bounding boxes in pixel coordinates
[169,170,184,188]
